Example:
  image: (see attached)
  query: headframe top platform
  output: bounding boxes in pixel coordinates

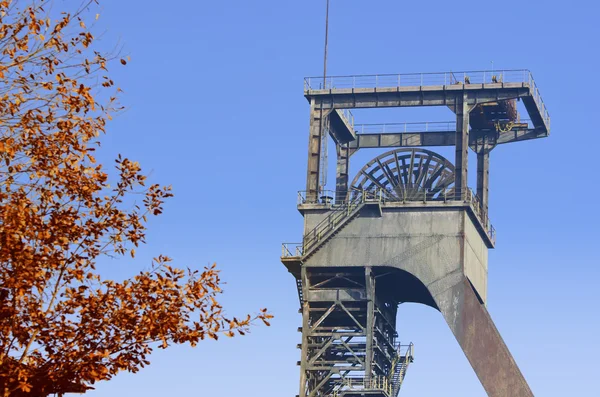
[303,69,549,135]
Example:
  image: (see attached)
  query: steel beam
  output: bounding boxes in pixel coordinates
[365,267,375,381]
[472,130,494,213]
[305,101,331,203]
[349,131,455,149]
[335,143,350,204]
[297,267,403,397]
[299,267,310,397]
[434,277,534,397]
[347,127,547,151]
[477,150,490,213]
[455,94,470,200]
[495,127,547,145]
[329,109,356,144]
[305,84,534,112]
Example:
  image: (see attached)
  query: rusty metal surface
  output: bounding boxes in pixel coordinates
[435,277,534,397]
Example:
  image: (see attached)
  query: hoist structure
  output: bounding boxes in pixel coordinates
[281,70,550,397]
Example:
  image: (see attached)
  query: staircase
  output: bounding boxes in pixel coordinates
[303,187,387,260]
[294,200,366,306]
[296,278,304,306]
[389,344,414,397]
[287,190,383,306]
[302,200,366,260]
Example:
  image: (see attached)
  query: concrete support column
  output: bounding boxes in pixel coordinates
[306,100,324,203]
[298,268,310,397]
[364,267,375,381]
[477,149,490,213]
[335,143,350,204]
[455,93,470,200]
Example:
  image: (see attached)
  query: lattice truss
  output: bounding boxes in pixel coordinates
[300,268,409,397]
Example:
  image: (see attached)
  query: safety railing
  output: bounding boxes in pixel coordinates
[299,187,478,205]
[402,342,415,361]
[354,119,534,135]
[387,343,414,369]
[356,121,455,134]
[329,376,394,397]
[395,342,414,365]
[304,69,550,130]
[281,242,303,258]
[322,344,414,397]
[293,186,496,247]
[525,73,551,131]
[467,190,496,243]
[338,108,355,129]
[298,190,337,205]
[298,189,371,206]
[301,189,382,256]
[392,343,415,396]
[306,69,528,90]
[398,342,415,375]
[387,342,415,393]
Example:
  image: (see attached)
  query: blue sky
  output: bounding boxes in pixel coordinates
[88,0,599,396]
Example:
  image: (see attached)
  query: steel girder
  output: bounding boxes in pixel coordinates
[299,268,399,397]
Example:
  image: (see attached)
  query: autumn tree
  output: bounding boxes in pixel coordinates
[0,1,271,395]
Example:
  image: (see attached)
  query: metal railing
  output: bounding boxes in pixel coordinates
[468,190,496,243]
[298,188,392,206]
[393,343,415,372]
[338,108,355,129]
[306,69,527,90]
[319,343,414,397]
[302,189,383,256]
[299,187,480,205]
[304,69,550,130]
[391,343,414,393]
[398,342,414,359]
[356,121,455,134]
[298,190,336,205]
[329,376,394,397]
[289,187,496,251]
[323,345,414,397]
[354,119,534,135]
[281,242,303,257]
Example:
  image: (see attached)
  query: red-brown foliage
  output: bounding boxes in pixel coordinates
[0,1,271,395]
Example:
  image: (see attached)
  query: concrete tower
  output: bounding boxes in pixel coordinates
[281,70,550,397]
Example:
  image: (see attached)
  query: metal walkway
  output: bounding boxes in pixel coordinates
[304,69,550,134]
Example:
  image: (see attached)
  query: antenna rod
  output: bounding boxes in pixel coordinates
[317,0,331,194]
[323,0,329,88]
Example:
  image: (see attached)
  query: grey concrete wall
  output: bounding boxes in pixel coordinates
[463,214,489,303]
[304,208,465,294]
[300,205,332,233]
[304,207,489,304]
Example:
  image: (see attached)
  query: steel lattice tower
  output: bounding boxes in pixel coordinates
[281,70,550,397]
